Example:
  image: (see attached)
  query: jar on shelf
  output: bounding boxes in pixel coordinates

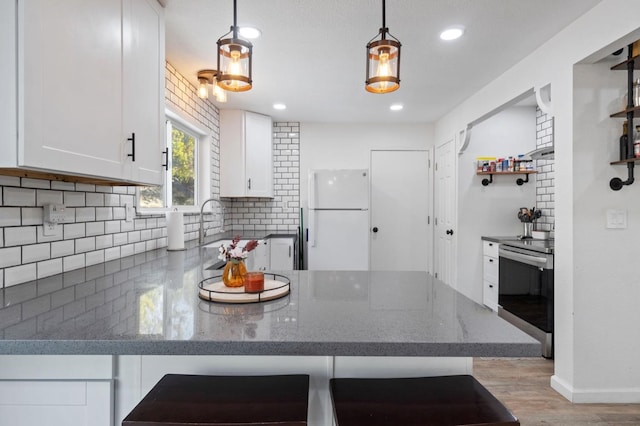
[634,78,640,107]
[634,125,640,158]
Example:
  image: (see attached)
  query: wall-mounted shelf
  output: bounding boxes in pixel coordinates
[610,158,640,165]
[609,45,637,191]
[477,171,537,186]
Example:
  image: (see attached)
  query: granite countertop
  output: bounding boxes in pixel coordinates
[0,241,540,357]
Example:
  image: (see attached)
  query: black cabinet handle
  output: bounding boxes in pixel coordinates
[248,178,252,190]
[372,227,379,233]
[162,148,169,171]
[489,284,494,288]
[446,229,454,235]
[127,133,136,162]
[489,259,493,263]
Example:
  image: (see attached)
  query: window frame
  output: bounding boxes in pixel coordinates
[137,107,212,214]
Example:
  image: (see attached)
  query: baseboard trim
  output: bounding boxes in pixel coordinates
[551,374,640,403]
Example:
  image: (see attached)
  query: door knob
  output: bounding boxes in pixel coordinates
[372,227,379,233]
[446,229,454,235]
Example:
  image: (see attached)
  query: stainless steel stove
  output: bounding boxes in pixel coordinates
[498,238,554,358]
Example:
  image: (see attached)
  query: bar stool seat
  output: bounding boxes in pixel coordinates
[123,374,309,426]
[330,375,519,426]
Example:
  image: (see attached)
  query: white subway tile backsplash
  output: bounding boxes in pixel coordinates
[105,194,120,206]
[37,258,63,278]
[75,183,95,192]
[120,244,134,258]
[4,187,36,206]
[86,192,104,207]
[22,207,44,225]
[86,221,105,236]
[63,254,85,272]
[75,207,96,222]
[104,246,121,261]
[113,232,128,246]
[0,176,20,187]
[22,178,50,189]
[96,207,113,221]
[105,220,121,234]
[5,264,37,287]
[51,240,75,258]
[86,250,105,266]
[51,181,75,191]
[64,191,85,206]
[95,234,113,249]
[0,207,21,226]
[5,226,37,246]
[0,247,21,268]
[64,223,86,239]
[22,243,51,263]
[75,237,96,253]
[36,189,63,206]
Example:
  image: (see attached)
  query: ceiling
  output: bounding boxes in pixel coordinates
[164,0,601,124]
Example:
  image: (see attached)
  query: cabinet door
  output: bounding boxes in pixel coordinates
[270,237,294,270]
[123,0,165,185]
[19,0,126,179]
[245,241,269,271]
[0,1,17,168]
[245,112,273,197]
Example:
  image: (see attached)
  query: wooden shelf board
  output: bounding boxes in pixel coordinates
[611,57,640,71]
[610,106,640,118]
[476,171,538,175]
[610,158,640,165]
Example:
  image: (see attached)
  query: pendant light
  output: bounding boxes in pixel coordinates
[365,0,401,94]
[196,70,227,103]
[217,0,252,92]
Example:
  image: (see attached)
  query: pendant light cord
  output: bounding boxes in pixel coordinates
[232,0,238,38]
[382,0,386,29]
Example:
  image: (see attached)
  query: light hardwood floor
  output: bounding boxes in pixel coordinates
[473,358,640,426]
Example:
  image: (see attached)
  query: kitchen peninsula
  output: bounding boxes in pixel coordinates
[0,241,539,425]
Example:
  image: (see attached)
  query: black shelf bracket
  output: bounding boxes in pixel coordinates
[610,43,636,191]
[481,173,531,186]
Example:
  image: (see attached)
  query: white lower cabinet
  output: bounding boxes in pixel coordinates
[0,355,114,426]
[269,237,296,270]
[245,240,270,271]
[482,240,499,312]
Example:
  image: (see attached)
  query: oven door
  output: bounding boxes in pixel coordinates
[498,246,554,357]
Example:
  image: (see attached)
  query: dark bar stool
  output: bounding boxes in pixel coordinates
[123,374,309,426]
[330,375,519,426]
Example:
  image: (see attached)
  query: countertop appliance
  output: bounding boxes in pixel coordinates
[498,238,554,358]
[307,169,369,270]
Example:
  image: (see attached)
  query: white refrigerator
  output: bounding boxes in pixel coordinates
[307,169,369,270]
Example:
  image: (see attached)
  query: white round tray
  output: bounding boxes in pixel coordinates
[198,275,290,304]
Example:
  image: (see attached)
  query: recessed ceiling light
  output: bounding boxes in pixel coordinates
[440,26,465,41]
[239,26,261,39]
[273,103,287,110]
[390,104,403,111]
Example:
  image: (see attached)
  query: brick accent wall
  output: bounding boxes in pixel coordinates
[535,107,555,232]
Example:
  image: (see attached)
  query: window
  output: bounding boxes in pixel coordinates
[139,113,209,211]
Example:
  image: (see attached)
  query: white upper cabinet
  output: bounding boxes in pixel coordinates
[123,0,165,185]
[220,110,273,198]
[0,0,165,185]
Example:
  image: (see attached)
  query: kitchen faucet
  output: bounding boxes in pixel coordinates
[199,198,224,244]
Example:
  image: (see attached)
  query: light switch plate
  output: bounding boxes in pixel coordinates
[606,209,627,229]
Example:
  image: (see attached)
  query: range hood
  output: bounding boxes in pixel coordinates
[523,146,554,160]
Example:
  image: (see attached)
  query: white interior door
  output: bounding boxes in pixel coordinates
[434,139,456,287]
[370,150,430,271]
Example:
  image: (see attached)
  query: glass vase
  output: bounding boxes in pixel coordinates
[222,259,247,288]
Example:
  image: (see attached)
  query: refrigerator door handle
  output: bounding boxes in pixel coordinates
[309,171,317,210]
[309,210,317,247]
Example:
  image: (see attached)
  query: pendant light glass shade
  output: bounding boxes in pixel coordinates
[217,0,252,92]
[365,0,401,94]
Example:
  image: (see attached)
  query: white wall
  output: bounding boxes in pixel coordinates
[299,122,433,209]
[435,0,640,402]
[457,107,537,303]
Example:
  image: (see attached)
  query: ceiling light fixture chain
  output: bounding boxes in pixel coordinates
[365,0,401,94]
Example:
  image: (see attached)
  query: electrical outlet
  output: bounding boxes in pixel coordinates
[44,204,66,223]
[125,203,135,222]
[606,209,627,229]
[43,223,59,237]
